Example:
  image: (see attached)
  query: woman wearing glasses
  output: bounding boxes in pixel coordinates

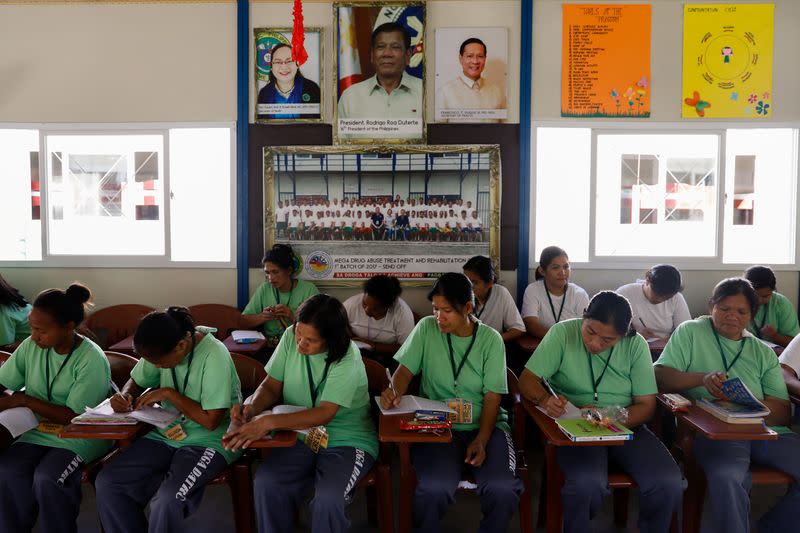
[257,43,321,120]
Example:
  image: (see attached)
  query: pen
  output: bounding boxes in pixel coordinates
[109,379,122,396]
[386,368,398,398]
[541,377,558,398]
[639,317,647,329]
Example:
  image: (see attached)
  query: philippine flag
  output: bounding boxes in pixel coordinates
[338,7,364,94]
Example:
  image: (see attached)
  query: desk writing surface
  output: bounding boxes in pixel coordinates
[59,422,145,441]
[523,398,625,447]
[108,335,136,356]
[223,335,268,355]
[675,405,778,441]
[379,414,452,444]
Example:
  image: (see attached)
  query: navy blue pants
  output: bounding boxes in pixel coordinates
[95,437,227,533]
[411,427,523,533]
[254,441,375,533]
[0,442,85,533]
[556,425,685,533]
[693,432,800,533]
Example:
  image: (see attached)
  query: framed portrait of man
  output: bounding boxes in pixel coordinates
[435,27,508,123]
[334,1,426,144]
[254,27,323,123]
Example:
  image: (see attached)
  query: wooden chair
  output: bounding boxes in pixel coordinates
[395,368,532,533]
[187,304,242,341]
[0,350,11,364]
[83,304,155,349]
[104,351,138,390]
[659,396,789,533]
[203,352,266,533]
[360,357,397,533]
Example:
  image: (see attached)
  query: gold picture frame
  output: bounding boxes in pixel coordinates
[332,1,427,145]
[263,144,501,287]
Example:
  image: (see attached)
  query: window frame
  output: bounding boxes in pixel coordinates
[0,122,237,268]
[531,120,800,271]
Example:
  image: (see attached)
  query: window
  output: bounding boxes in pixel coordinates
[533,126,799,267]
[0,125,234,266]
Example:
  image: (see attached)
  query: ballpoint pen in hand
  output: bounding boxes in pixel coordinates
[386,368,398,398]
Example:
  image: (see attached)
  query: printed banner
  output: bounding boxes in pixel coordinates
[561,5,651,118]
[682,4,774,119]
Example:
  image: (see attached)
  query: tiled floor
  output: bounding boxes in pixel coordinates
[34,443,792,532]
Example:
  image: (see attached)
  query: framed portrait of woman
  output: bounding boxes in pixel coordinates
[254,27,323,123]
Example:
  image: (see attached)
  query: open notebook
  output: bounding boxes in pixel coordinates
[72,398,180,429]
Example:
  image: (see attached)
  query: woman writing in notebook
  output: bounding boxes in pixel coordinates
[655,278,800,533]
[519,291,684,533]
[380,273,522,533]
[96,307,242,532]
[520,246,590,339]
[240,243,319,349]
[223,294,377,533]
[0,284,111,533]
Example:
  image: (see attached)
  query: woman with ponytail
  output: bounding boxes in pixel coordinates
[241,243,320,349]
[95,307,242,533]
[0,283,112,533]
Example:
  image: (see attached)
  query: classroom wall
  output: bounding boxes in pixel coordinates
[529,0,800,309]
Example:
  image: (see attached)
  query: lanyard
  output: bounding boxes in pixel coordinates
[710,319,746,372]
[170,333,196,395]
[447,321,479,389]
[475,287,492,319]
[753,301,769,339]
[544,281,567,324]
[305,356,332,406]
[586,345,614,403]
[273,280,295,309]
[45,334,79,402]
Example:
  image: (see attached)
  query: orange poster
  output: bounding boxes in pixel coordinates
[562,5,651,117]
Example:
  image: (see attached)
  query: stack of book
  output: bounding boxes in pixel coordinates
[696,377,770,424]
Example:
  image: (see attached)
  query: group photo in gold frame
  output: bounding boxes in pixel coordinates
[263,145,501,285]
[333,1,426,144]
[254,27,323,123]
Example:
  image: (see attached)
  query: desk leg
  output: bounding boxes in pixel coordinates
[398,443,414,533]
[544,443,563,533]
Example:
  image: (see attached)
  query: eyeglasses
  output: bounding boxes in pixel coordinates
[272,60,296,67]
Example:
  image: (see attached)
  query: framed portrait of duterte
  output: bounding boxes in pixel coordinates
[334,1,426,144]
[254,27,323,123]
[263,144,501,285]
[435,27,508,123]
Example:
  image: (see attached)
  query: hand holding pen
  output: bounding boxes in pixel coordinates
[109,380,134,413]
[539,377,568,418]
[380,368,401,410]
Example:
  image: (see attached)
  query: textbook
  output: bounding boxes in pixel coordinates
[696,377,770,424]
[374,395,457,416]
[555,418,633,442]
[72,398,180,429]
[231,330,266,344]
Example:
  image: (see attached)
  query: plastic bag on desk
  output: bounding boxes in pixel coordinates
[582,405,629,428]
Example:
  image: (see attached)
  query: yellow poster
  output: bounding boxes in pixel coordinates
[682,4,774,119]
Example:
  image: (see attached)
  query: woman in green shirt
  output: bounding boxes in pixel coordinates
[96,307,242,533]
[240,243,320,349]
[223,294,377,533]
[0,274,32,347]
[743,265,799,347]
[0,283,111,533]
[655,278,800,533]
[380,273,523,533]
[520,291,684,533]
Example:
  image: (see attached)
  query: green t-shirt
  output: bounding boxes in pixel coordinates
[525,318,657,408]
[655,316,789,402]
[266,326,378,459]
[131,330,243,464]
[0,336,112,462]
[0,303,32,346]
[747,291,800,339]
[242,280,320,337]
[394,316,509,432]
